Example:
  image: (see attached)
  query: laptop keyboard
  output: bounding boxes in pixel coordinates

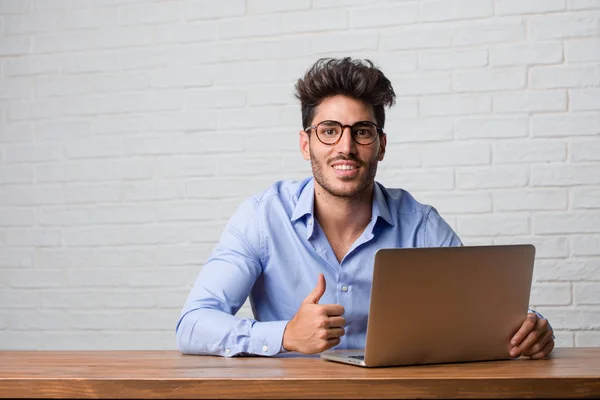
[348,355,365,360]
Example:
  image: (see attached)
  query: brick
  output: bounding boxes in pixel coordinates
[420,94,491,116]
[420,49,488,70]
[496,0,566,15]
[36,73,151,98]
[532,164,600,186]
[572,187,600,209]
[532,112,600,137]
[565,37,600,62]
[530,11,600,39]
[312,32,378,54]
[571,139,600,161]
[155,22,216,44]
[385,98,419,119]
[393,73,452,95]
[531,65,600,89]
[490,42,563,66]
[5,11,60,33]
[119,2,180,25]
[387,118,453,142]
[453,18,525,46]
[494,236,570,259]
[576,332,600,347]
[35,120,92,141]
[314,0,376,6]
[186,177,276,199]
[123,135,188,156]
[380,26,452,50]
[184,89,246,109]
[574,283,600,305]
[96,26,155,49]
[154,157,218,178]
[218,106,296,130]
[64,137,123,159]
[493,90,567,113]
[493,140,567,164]
[349,3,419,28]
[156,202,217,222]
[457,214,530,236]
[572,235,600,255]
[124,182,186,202]
[184,131,247,154]
[63,7,117,29]
[533,307,600,329]
[0,122,34,143]
[36,159,154,183]
[422,143,490,166]
[0,289,40,308]
[414,192,491,214]
[216,61,280,85]
[218,155,282,177]
[151,111,218,133]
[64,183,123,204]
[0,331,41,349]
[126,267,192,288]
[38,205,156,226]
[4,54,61,76]
[377,169,454,192]
[0,207,36,227]
[0,184,64,206]
[570,88,600,110]
[2,228,62,247]
[0,35,30,56]
[376,52,418,74]
[456,117,528,139]
[185,0,245,20]
[63,226,187,247]
[493,189,568,211]
[530,283,572,306]
[457,166,528,189]
[422,0,493,21]
[188,221,226,243]
[34,30,97,53]
[7,269,67,289]
[0,0,32,13]
[0,249,36,268]
[568,0,600,10]
[4,142,63,163]
[248,0,310,14]
[62,52,122,74]
[534,212,600,234]
[247,85,296,106]
[151,65,213,89]
[454,68,526,92]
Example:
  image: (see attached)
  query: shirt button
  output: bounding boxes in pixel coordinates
[341,285,348,292]
[225,348,231,355]
[262,345,269,352]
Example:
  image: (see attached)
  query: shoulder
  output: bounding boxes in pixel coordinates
[377,182,434,218]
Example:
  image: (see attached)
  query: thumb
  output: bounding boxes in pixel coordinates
[303,273,326,304]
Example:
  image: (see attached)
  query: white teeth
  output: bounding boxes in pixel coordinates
[333,165,356,170]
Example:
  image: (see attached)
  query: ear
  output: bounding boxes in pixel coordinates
[299,130,311,161]
[378,133,387,161]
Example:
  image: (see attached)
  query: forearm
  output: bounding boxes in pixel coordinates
[176,308,289,357]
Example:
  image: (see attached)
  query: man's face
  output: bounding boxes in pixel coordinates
[299,95,387,199]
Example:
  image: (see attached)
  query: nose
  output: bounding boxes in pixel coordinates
[335,126,357,155]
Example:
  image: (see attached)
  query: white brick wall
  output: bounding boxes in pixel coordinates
[0,0,599,350]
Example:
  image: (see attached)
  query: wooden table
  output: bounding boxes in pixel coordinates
[1,348,599,399]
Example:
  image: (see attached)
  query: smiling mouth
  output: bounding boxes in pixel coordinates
[332,165,358,171]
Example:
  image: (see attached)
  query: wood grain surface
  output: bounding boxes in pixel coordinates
[1,348,599,398]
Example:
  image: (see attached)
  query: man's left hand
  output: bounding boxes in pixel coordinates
[510,312,555,359]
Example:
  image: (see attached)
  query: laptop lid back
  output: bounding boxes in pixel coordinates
[363,245,535,367]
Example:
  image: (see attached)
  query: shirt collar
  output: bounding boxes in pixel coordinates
[291,177,394,225]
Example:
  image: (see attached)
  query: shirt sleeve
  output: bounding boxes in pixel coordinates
[424,206,463,247]
[175,197,289,357]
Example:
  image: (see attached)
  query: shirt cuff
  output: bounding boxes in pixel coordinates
[249,320,290,356]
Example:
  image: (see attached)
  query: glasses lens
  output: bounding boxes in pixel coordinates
[351,122,378,144]
[316,121,342,144]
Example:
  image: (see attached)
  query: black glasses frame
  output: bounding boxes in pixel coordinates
[304,120,384,146]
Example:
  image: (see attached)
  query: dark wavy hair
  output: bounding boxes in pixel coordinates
[295,57,396,130]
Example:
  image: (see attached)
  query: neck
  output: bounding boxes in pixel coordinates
[313,182,374,240]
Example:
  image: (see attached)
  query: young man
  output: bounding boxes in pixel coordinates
[176,58,554,359]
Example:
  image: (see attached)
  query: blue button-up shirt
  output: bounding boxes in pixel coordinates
[176,177,463,357]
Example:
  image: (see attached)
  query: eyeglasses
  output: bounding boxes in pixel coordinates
[304,120,384,146]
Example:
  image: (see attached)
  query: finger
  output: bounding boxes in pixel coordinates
[326,327,345,339]
[522,328,553,357]
[322,304,345,317]
[327,316,346,328]
[511,317,549,357]
[303,273,326,304]
[511,312,537,347]
[529,339,555,360]
[323,337,341,351]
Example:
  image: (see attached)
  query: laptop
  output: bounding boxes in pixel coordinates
[320,244,536,367]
